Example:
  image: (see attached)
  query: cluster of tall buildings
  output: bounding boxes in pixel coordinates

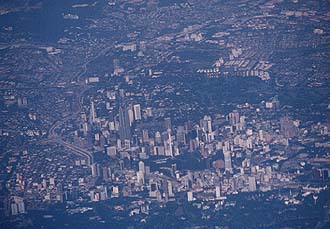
[64,93,308,205]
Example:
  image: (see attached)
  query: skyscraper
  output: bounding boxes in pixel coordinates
[90,100,96,124]
[128,106,134,126]
[187,191,194,202]
[215,185,221,199]
[138,161,145,174]
[201,115,212,133]
[228,110,240,126]
[248,176,257,192]
[164,117,171,130]
[164,129,173,157]
[133,104,142,121]
[223,151,232,172]
[119,105,131,142]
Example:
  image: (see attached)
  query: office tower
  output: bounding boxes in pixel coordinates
[259,130,264,141]
[124,139,131,149]
[228,110,240,125]
[91,163,98,177]
[189,139,198,153]
[164,129,173,157]
[223,141,230,153]
[90,100,96,124]
[128,106,134,126]
[142,129,149,143]
[176,126,186,145]
[112,186,119,198]
[246,137,253,149]
[139,147,148,159]
[187,191,194,202]
[201,115,212,133]
[42,179,47,190]
[10,203,18,216]
[164,117,171,130]
[56,183,64,203]
[119,160,125,170]
[138,161,145,174]
[132,134,138,146]
[201,116,214,142]
[149,181,158,198]
[137,171,145,185]
[171,163,177,177]
[155,131,162,145]
[49,177,55,186]
[156,190,162,202]
[119,105,131,142]
[146,107,153,117]
[104,186,108,199]
[224,151,232,172]
[17,97,28,107]
[108,168,113,181]
[133,104,142,121]
[10,196,25,216]
[248,176,257,192]
[102,167,109,180]
[153,146,165,156]
[82,122,88,136]
[168,181,174,197]
[215,185,221,199]
[239,116,246,129]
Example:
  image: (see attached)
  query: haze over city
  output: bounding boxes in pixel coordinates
[0,0,330,228]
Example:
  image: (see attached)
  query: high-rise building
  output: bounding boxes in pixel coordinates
[176,126,186,145]
[138,161,145,174]
[128,106,134,126]
[133,104,142,121]
[119,105,131,142]
[142,129,149,143]
[112,186,119,198]
[168,181,174,197]
[146,107,153,117]
[91,163,98,177]
[201,115,212,133]
[215,185,221,199]
[149,181,158,198]
[164,129,173,157]
[259,130,264,141]
[248,176,257,192]
[90,100,96,124]
[56,183,64,203]
[224,151,232,172]
[228,111,240,126]
[137,171,145,185]
[10,196,25,216]
[187,191,194,202]
[164,117,172,130]
[155,131,162,145]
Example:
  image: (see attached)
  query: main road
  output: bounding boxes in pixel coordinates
[44,45,114,166]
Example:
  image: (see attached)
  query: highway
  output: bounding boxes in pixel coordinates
[41,47,116,166]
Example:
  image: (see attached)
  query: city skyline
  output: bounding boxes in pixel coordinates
[0,0,330,228]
